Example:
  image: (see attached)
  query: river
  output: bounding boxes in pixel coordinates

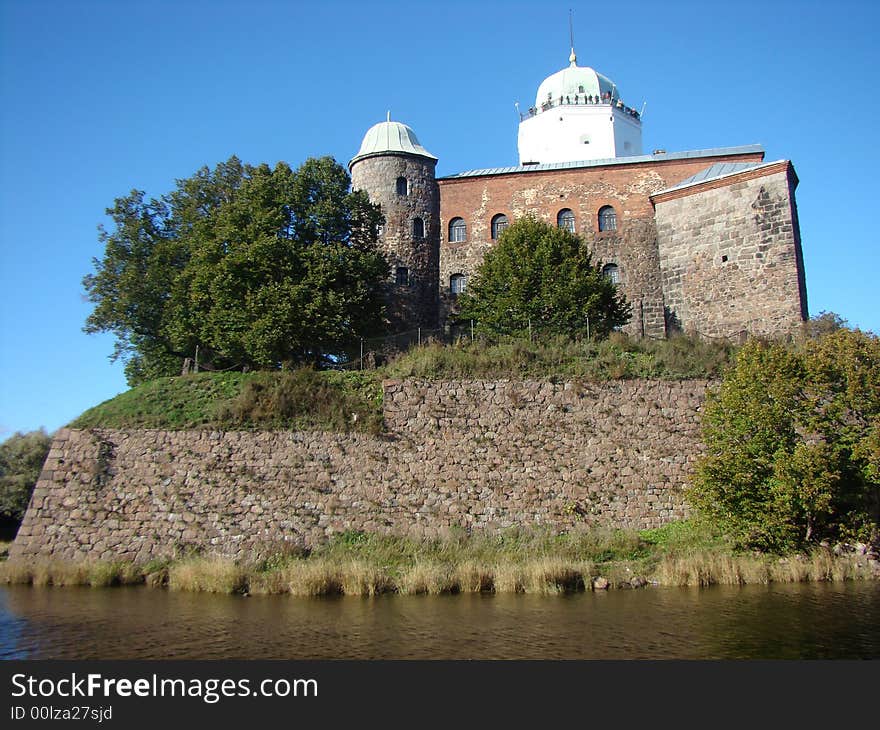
[1,581,878,659]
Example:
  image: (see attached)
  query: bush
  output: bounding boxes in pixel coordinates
[0,430,52,523]
[688,329,880,552]
[455,216,630,338]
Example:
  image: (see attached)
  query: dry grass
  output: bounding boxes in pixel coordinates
[1,524,874,596]
[167,557,246,594]
[0,559,143,587]
[653,550,872,587]
[454,560,495,593]
[397,562,458,595]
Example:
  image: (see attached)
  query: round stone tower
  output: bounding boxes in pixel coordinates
[350,116,440,331]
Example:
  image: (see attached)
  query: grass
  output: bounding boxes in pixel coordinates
[70,368,384,433]
[0,559,143,588]
[2,523,875,595]
[67,333,734,432]
[383,332,735,381]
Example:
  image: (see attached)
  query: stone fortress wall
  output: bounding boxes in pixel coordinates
[654,162,808,337]
[10,378,710,563]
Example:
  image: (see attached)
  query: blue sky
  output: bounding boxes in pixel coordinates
[1,0,878,436]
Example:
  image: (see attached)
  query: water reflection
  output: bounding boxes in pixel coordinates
[1,582,878,659]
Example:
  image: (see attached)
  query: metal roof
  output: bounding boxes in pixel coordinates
[654,158,786,196]
[350,120,437,169]
[438,144,764,180]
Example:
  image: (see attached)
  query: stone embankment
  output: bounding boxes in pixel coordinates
[10,379,709,563]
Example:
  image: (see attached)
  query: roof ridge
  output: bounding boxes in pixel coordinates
[438,145,765,180]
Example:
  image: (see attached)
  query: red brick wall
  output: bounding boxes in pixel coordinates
[437,152,765,336]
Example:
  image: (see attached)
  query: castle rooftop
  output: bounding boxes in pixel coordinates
[350,117,437,169]
[533,53,620,110]
[439,144,765,180]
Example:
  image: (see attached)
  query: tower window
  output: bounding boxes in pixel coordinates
[450,273,467,295]
[449,217,467,242]
[413,217,424,239]
[602,263,620,285]
[396,177,408,196]
[598,206,618,232]
[557,208,575,233]
[395,267,409,285]
[491,213,509,240]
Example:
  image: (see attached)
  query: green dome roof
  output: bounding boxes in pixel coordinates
[535,56,619,106]
[350,119,437,168]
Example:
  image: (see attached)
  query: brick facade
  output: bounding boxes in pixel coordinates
[434,149,798,338]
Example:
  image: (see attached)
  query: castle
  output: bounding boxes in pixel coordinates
[349,48,808,339]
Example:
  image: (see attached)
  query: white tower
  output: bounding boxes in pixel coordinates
[517,49,643,165]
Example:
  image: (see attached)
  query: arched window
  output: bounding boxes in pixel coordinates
[395,267,409,286]
[491,213,509,240]
[557,208,575,233]
[412,217,424,239]
[598,205,618,232]
[449,217,467,242]
[450,273,467,295]
[396,177,408,196]
[602,263,620,285]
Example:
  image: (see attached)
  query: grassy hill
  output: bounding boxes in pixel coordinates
[70,334,735,432]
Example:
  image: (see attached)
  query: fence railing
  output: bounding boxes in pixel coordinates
[332,321,748,371]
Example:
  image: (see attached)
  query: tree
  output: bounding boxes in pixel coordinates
[0,430,52,525]
[455,217,630,337]
[83,156,388,383]
[688,329,880,552]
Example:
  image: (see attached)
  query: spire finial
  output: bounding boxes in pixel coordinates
[387,110,391,122]
[569,9,577,66]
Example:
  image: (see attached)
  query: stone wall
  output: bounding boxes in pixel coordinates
[9,379,710,563]
[350,153,441,329]
[654,163,808,337]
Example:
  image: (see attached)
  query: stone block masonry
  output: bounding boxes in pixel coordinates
[10,379,710,563]
[655,163,808,337]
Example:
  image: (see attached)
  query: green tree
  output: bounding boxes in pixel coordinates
[83,156,388,383]
[455,216,630,337]
[0,430,52,524]
[688,329,880,552]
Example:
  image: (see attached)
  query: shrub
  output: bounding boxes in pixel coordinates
[688,329,880,552]
[0,429,52,524]
[455,216,630,338]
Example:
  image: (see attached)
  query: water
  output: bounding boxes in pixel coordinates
[1,581,878,659]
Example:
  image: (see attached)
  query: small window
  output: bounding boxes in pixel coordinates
[598,205,617,232]
[449,217,467,242]
[602,263,620,284]
[412,217,424,239]
[557,208,575,233]
[395,267,409,285]
[450,273,467,295]
[396,177,408,196]
[491,213,509,240]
